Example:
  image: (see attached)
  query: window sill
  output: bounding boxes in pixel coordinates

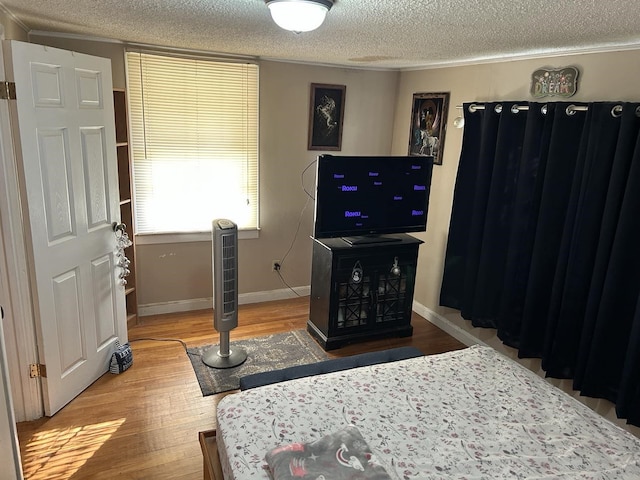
[135,229,260,245]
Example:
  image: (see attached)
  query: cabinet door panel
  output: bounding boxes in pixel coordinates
[334,273,372,331]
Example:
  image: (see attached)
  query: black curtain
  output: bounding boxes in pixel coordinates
[440,101,640,426]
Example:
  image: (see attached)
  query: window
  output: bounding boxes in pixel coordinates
[126,51,259,236]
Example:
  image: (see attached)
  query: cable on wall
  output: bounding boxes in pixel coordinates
[273,159,317,297]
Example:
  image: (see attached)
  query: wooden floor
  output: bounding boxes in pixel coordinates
[16,297,466,480]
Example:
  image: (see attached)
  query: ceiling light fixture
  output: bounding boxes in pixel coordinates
[265,0,333,33]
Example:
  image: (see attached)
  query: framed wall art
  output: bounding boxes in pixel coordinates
[308,83,346,151]
[530,66,579,98]
[408,92,450,165]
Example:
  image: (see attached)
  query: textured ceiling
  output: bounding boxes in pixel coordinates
[2,0,640,69]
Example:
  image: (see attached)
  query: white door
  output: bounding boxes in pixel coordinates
[3,40,126,416]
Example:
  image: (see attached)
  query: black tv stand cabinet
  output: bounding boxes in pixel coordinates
[307,234,423,350]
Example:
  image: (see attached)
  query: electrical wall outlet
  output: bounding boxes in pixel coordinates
[272,260,281,271]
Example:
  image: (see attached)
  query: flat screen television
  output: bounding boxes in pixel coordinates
[313,154,434,244]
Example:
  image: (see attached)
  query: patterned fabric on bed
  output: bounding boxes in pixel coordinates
[216,345,640,479]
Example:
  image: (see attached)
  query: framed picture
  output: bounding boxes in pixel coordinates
[530,66,579,98]
[408,92,450,165]
[308,83,346,151]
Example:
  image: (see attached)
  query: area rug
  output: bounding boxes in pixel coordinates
[187,330,329,396]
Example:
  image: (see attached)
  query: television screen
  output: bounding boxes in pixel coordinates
[313,155,433,243]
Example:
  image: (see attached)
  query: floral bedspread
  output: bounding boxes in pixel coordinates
[216,345,640,479]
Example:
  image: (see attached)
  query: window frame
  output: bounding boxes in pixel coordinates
[124,49,260,242]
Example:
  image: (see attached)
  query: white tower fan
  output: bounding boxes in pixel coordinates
[202,219,248,368]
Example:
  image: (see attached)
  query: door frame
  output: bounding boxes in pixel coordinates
[0,301,23,480]
[0,39,43,422]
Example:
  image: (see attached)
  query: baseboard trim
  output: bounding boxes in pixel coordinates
[138,298,213,317]
[239,286,311,305]
[138,286,311,317]
[412,301,484,348]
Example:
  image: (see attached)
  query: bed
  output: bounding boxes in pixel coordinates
[215,345,640,479]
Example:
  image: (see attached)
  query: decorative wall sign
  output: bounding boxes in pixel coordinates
[531,66,579,98]
[308,83,346,151]
[408,92,450,165]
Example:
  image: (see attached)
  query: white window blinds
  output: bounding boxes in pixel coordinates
[126,51,259,234]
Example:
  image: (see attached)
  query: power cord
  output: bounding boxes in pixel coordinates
[276,267,303,297]
[276,196,311,297]
[279,195,311,268]
[129,337,188,352]
[275,159,317,296]
[301,158,317,201]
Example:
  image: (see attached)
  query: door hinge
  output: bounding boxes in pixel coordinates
[0,81,16,100]
[29,363,47,378]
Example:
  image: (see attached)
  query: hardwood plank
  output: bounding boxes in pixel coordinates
[16,297,465,479]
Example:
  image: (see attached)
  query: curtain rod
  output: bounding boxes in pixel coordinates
[456,103,634,118]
